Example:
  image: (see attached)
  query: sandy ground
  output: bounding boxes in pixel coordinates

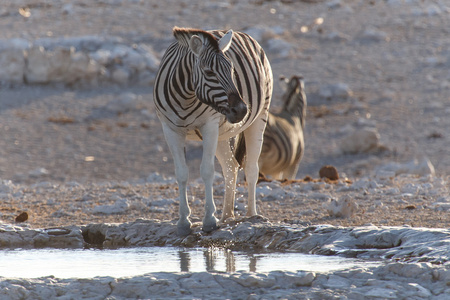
[0,0,449,230]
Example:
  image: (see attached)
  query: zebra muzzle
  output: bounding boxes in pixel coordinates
[226,93,247,124]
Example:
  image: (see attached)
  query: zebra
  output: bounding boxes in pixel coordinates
[258,75,307,180]
[153,27,273,236]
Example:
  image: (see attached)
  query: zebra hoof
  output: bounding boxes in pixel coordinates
[177,220,192,237]
[202,216,219,233]
[177,225,192,237]
[202,222,218,233]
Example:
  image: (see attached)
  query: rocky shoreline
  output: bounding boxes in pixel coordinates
[1,218,449,299]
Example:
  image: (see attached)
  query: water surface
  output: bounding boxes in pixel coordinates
[0,247,380,278]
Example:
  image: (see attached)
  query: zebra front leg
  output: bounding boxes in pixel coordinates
[199,123,220,232]
[216,139,239,222]
[161,124,191,236]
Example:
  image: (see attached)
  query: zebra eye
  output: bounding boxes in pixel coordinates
[204,69,215,77]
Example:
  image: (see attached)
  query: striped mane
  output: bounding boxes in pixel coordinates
[173,26,220,50]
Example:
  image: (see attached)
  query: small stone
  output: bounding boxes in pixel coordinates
[326,196,358,218]
[0,49,25,83]
[318,83,353,100]
[339,128,380,154]
[319,165,339,180]
[358,27,389,43]
[15,212,28,223]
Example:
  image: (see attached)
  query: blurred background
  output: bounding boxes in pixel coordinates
[0,0,449,184]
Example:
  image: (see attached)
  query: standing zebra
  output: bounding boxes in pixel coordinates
[258,75,307,180]
[153,27,273,236]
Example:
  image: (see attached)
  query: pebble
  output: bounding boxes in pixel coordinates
[15,212,28,223]
[318,83,353,100]
[319,165,339,180]
[326,196,358,218]
[358,27,390,43]
[93,198,129,214]
[339,127,380,154]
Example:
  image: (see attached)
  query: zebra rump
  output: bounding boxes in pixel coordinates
[258,75,307,180]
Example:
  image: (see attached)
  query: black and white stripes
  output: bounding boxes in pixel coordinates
[259,75,307,180]
[153,27,272,235]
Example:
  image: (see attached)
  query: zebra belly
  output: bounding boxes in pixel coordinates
[185,119,251,142]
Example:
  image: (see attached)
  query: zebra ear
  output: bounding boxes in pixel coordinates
[218,30,233,52]
[279,75,289,92]
[189,35,204,57]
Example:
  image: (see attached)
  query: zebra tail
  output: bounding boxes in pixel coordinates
[233,132,246,168]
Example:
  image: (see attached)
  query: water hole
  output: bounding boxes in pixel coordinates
[0,247,381,279]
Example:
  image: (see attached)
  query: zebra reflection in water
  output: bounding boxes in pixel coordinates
[177,248,258,273]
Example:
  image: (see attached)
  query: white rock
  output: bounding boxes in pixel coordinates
[318,83,353,100]
[400,183,419,195]
[326,196,358,218]
[29,167,49,177]
[378,158,435,177]
[90,48,112,65]
[93,198,129,214]
[0,49,25,83]
[25,46,99,84]
[358,27,389,42]
[150,198,175,207]
[325,31,351,42]
[339,128,380,154]
[25,46,69,83]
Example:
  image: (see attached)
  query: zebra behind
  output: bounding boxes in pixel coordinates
[258,75,307,180]
[153,27,273,235]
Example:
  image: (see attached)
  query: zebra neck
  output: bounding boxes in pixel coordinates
[279,105,306,129]
[168,50,197,102]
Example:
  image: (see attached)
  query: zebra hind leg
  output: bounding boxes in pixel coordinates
[243,119,267,217]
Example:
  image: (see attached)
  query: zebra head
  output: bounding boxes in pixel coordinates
[188,29,247,124]
[280,75,306,111]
